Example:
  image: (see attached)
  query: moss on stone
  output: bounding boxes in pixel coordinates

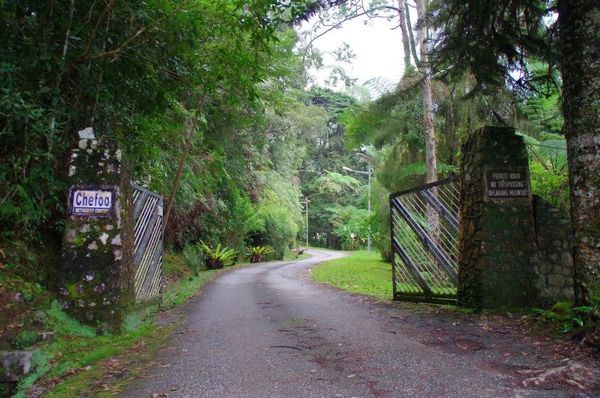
[60,136,134,333]
[458,127,539,309]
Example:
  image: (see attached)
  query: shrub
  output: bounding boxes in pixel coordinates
[246,246,274,263]
[198,242,237,269]
[535,295,600,337]
[183,244,204,275]
[530,162,569,214]
[13,330,39,349]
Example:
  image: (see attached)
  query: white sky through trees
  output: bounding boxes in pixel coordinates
[301,14,405,94]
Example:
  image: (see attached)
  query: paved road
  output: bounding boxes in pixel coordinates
[123,249,591,398]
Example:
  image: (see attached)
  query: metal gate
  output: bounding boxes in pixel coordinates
[390,176,460,304]
[132,183,163,302]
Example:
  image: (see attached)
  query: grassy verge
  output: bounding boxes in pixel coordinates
[311,250,393,301]
[11,250,237,397]
[8,248,318,396]
[159,251,229,309]
[19,313,167,398]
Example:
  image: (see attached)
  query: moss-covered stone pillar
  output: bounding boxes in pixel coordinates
[60,127,134,332]
[458,126,539,308]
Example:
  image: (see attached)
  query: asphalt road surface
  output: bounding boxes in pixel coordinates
[123,249,595,398]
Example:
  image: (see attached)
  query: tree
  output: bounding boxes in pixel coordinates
[0,0,291,240]
[429,0,600,304]
[296,87,364,249]
[0,0,339,278]
[398,0,414,70]
[301,0,439,183]
[557,1,600,305]
[415,0,437,183]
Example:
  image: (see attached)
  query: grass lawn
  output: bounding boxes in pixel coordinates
[311,250,393,301]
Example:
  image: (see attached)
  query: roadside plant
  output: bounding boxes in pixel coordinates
[183,244,205,275]
[534,296,600,342]
[198,242,237,270]
[13,330,39,350]
[246,245,274,263]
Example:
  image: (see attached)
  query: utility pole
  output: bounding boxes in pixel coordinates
[367,165,371,254]
[342,165,372,254]
[300,198,310,247]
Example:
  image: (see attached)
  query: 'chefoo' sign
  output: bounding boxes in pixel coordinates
[69,188,114,217]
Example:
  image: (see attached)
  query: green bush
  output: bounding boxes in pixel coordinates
[327,205,374,251]
[535,296,600,335]
[249,171,302,260]
[246,245,274,263]
[13,330,39,349]
[523,134,569,214]
[0,63,66,244]
[198,242,237,269]
[530,162,569,214]
[183,244,205,275]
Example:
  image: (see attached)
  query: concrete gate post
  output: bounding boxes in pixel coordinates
[60,128,135,331]
[458,126,539,308]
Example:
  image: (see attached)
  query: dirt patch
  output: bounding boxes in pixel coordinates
[373,300,600,395]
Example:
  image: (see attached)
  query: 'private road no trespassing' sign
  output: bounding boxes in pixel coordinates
[69,188,114,217]
[486,170,529,199]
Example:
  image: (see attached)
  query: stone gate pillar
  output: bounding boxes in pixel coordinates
[458,126,539,308]
[60,128,134,331]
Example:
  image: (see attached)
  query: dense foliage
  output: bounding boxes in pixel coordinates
[296,87,374,250]
[2,0,596,319]
[0,0,343,280]
[339,66,565,259]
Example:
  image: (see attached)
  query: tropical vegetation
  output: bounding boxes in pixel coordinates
[198,242,237,270]
[1,0,599,393]
[246,245,274,263]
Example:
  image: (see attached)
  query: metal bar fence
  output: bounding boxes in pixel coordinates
[390,176,460,304]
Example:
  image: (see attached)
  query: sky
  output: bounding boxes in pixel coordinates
[301,14,406,95]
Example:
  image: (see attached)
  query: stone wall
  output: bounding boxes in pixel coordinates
[458,126,576,309]
[533,196,575,304]
[60,128,134,332]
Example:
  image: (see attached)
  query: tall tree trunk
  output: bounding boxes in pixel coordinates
[398,0,413,71]
[558,0,600,304]
[162,118,197,234]
[415,0,439,244]
[405,0,420,67]
[415,0,437,183]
